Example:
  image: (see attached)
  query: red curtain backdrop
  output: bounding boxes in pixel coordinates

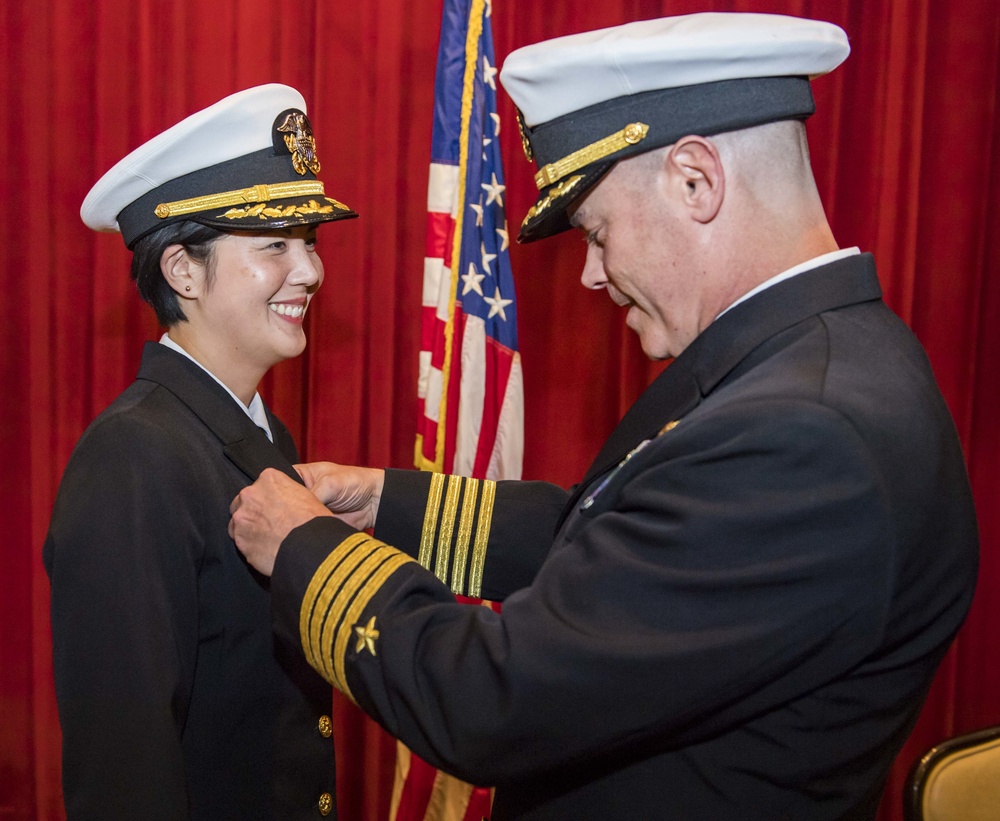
[1,2,997,819]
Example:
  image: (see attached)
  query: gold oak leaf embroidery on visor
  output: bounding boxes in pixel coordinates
[217,198,351,220]
[522,175,585,226]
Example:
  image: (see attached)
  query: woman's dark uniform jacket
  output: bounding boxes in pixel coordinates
[44,343,336,820]
[270,253,978,820]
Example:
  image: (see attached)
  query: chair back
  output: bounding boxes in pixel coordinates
[904,724,1000,821]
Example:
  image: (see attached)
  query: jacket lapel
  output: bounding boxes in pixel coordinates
[135,343,301,485]
[223,430,300,485]
[562,253,883,520]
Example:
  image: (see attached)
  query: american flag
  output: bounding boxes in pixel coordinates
[397,1,521,819]
[414,0,523,481]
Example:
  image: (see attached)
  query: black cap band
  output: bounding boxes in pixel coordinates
[519,76,815,242]
[118,148,296,247]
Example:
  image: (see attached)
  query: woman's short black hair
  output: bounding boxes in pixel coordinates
[129,220,227,326]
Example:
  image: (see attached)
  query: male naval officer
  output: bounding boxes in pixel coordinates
[229,13,978,820]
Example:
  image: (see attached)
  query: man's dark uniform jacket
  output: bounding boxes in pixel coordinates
[44,344,336,820]
[272,254,978,820]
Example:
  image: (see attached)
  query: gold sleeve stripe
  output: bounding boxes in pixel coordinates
[300,532,377,689]
[334,552,414,705]
[320,544,398,695]
[314,544,400,692]
[300,547,343,674]
[419,473,447,569]
[435,476,464,583]
[468,479,496,598]
[415,473,496,597]
[299,532,368,676]
[450,478,480,595]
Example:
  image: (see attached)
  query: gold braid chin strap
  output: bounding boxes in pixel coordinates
[154,180,326,219]
[533,122,649,189]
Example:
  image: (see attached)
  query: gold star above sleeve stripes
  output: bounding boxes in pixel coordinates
[418,474,497,597]
[299,532,415,704]
[354,616,380,655]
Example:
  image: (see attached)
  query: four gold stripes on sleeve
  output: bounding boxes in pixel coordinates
[419,473,496,598]
[299,532,415,704]
[298,473,497,704]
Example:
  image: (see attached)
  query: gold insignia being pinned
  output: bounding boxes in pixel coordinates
[276,112,321,176]
[354,616,380,655]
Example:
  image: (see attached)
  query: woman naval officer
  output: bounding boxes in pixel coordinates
[44,84,356,820]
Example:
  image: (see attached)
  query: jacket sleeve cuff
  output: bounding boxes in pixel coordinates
[271,516,417,703]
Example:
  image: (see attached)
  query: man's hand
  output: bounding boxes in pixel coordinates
[229,468,333,576]
[294,462,385,532]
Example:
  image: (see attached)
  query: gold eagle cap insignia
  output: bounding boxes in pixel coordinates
[276,112,321,176]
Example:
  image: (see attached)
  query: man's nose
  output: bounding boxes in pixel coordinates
[580,244,607,290]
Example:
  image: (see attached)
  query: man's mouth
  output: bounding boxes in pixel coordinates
[606,283,632,309]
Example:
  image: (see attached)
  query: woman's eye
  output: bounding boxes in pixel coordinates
[268,241,287,251]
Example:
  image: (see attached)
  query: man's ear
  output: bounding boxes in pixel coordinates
[160,244,202,298]
[665,135,725,224]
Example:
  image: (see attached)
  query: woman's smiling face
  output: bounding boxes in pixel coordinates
[168,224,325,398]
[201,225,323,370]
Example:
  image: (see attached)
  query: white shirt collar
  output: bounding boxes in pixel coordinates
[158,333,273,442]
[717,247,861,319]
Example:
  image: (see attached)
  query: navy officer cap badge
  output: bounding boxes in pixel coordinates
[499,13,850,243]
[81,84,358,248]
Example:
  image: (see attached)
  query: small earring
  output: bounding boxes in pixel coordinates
[185,285,191,291]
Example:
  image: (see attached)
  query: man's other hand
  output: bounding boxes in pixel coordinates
[294,462,385,532]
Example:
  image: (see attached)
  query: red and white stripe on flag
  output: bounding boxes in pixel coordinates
[400,0,523,819]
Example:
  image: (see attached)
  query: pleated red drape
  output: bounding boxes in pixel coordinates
[1,2,997,820]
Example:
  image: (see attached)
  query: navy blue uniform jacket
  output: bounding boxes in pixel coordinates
[272,254,978,820]
[45,343,336,820]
